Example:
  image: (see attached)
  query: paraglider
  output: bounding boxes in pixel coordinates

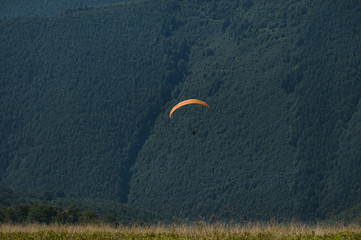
[169,99,211,119]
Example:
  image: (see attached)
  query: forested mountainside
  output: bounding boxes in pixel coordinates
[128,1,361,221]
[0,0,129,18]
[1,0,188,202]
[1,0,360,222]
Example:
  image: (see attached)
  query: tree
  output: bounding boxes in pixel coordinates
[104,213,119,226]
[67,204,81,224]
[5,207,17,223]
[81,210,100,224]
[55,190,65,198]
[0,207,5,222]
[14,204,30,223]
[27,204,59,224]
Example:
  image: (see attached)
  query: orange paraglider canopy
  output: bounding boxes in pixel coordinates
[169,99,211,118]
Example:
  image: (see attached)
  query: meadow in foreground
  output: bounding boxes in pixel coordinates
[1,222,361,239]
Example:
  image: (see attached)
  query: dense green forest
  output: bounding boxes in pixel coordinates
[0,186,162,224]
[0,0,129,18]
[129,1,361,221]
[1,0,361,223]
[1,0,189,203]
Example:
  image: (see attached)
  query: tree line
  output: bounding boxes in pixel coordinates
[0,203,125,226]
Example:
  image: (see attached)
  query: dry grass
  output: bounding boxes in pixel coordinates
[0,221,360,239]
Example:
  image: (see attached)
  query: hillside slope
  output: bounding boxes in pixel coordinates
[1,0,360,222]
[128,0,361,221]
[0,0,129,18]
[0,1,188,202]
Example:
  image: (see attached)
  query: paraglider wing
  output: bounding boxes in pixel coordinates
[169,99,211,118]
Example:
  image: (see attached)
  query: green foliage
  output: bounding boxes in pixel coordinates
[0,0,130,18]
[27,204,60,224]
[0,186,163,224]
[4,207,17,223]
[1,0,361,223]
[66,204,82,224]
[81,210,100,224]
[0,187,22,206]
[0,201,159,225]
[128,0,361,222]
[333,202,361,224]
[0,0,189,204]
[104,213,119,226]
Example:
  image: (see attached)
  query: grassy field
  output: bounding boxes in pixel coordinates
[0,222,360,239]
